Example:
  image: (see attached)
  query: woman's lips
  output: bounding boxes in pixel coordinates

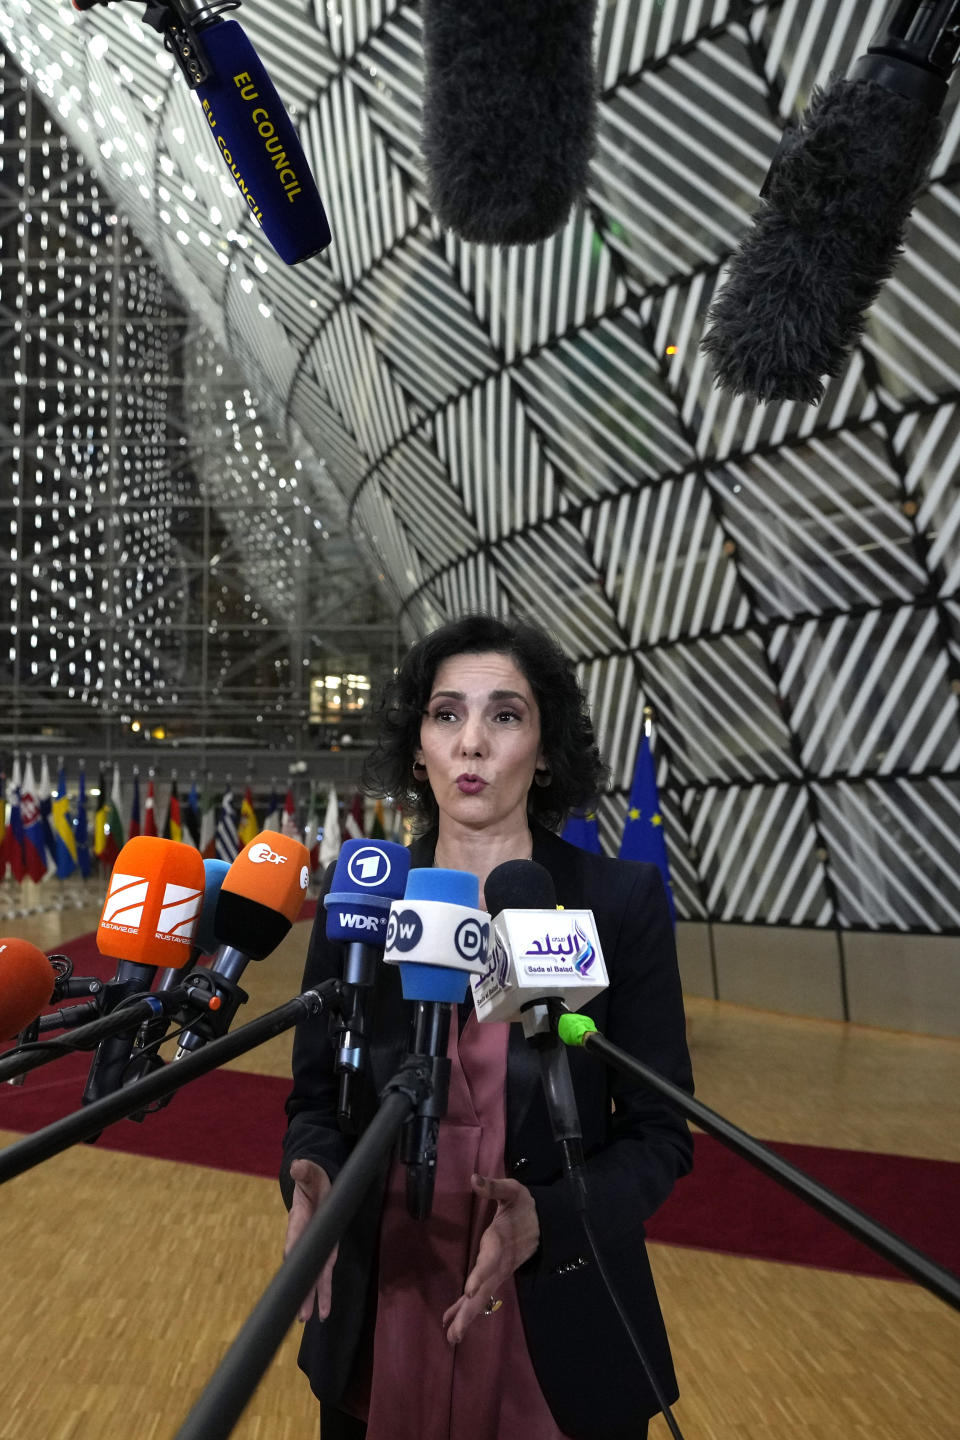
[456,774,487,795]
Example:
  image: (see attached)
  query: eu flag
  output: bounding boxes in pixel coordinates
[619,735,676,925]
[561,810,602,854]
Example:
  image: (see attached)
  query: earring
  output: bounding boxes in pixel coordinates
[412,760,428,781]
[534,767,552,788]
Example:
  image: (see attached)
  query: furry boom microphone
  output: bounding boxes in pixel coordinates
[420,0,598,246]
[701,0,960,406]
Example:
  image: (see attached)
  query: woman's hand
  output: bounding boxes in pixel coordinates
[285,1158,338,1322]
[442,1173,540,1344]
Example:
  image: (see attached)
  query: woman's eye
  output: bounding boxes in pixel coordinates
[431,707,458,722]
[494,709,521,723]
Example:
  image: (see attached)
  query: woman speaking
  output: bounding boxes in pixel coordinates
[280,614,693,1440]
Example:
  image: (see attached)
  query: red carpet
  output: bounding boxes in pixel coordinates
[2,927,959,1286]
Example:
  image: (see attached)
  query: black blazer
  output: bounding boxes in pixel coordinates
[281,825,694,1440]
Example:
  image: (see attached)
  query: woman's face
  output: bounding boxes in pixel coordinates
[415,650,545,834]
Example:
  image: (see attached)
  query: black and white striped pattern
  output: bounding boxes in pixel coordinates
[7,0,960,931]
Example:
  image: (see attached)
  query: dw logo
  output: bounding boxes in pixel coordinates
[386,908,422,953]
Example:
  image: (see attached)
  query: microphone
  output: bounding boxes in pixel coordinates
[383,868,490,1219]
[73,1,332,265]
[473,860,608,1028]
[701,1,959,404]
[420,0,598,245]
[0,940,56,1041]
[477,860,610,1199]
[174,832,310,1056]
[323,838,412,1131]
[155,857,230,993]
[82,837,205,1106]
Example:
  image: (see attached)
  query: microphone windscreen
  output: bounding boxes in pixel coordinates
[325,839,411,945]
[420,0,598,246]
[195,858,231,956]
[701,77,943,404]
[195,20,331,265]
[215,832,310,958]
[98,837,205,970]
[405,867,478,908]
[0,939,56,1039]
[485,859,556,915]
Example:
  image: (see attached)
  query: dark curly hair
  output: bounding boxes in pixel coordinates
[361,614,608,832]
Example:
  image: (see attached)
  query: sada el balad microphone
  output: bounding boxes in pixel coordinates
[383,868,490,1219]
[82,836,205,1105]
[420,0,598,245]
[701,0,960,404]
[323,838,411,1131]
[175,832,310,1056]
[476,859,608,1191]
[72,0,332,264]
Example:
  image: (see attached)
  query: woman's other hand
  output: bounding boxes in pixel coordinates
[285,1158,338,1322]
[442,1173,540,1344]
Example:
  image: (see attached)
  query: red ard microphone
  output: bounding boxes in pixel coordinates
[71,0,331,265]
[0,941,56,1041]
[83,836,205,1106]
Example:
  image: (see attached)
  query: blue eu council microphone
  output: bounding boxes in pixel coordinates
[71,0,332,265]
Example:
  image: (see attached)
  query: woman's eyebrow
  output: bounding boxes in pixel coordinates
[428,688,527,701]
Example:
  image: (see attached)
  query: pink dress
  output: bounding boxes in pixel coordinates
[343,1010,568,1439]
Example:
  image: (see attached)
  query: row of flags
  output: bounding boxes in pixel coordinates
[0,740,674,915]
[561,733,676,926]
[0,757,398,887]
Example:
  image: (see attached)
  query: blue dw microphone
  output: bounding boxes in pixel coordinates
[155,857,230,993]
[384,868,490,1219]
[325,838,411,1132]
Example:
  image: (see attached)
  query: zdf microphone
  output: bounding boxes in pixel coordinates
[174,832,310,1057]
[324,838,411,1131]
[384,868,490,1219]
[701,0,960,405]
[72,0,332,265]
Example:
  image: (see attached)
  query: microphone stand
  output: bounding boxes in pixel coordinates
[0,983,209,1085]
[173,1058,434,1440]
[558,1015,960,1316]
[0,981,343,1186]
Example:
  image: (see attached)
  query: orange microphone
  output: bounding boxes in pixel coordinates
[215,831,310,957]
[175,832,310,1057]
[0,940,56,1041]
[84,837,206,1107]
[97,835,205,971]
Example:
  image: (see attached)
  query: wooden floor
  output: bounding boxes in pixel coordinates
[1,906,958,1440]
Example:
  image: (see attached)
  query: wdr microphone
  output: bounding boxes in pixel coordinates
[324,838,411,1131]
[383,868,490,1219]
[73,1,331,265]
[83,837,205,1106]
[701,0,960,404]
[175,832,310,1056]
[0,940,56,1041]
[420,0,598,245]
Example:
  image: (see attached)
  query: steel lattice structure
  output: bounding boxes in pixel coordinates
[3,1,960,934]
